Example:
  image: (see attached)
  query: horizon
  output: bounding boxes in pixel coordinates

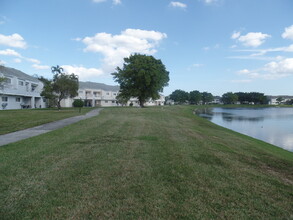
[0,0,293,96]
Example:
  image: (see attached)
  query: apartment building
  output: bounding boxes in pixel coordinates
[0,66,46,110]
[61,81,120,107]
[61,81,165,107]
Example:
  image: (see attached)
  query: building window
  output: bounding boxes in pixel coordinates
[112,101,115,103]
[18,81,24,86]
[16,97,21,102]
[2,97,8,102]
[31,84,37,92]
[113,93,116,96]
[105,101,108,103]
[5,78,11,84]
[94,92,101,97]
[106,92,110,95]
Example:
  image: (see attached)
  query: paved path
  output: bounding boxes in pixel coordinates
[0,108,102,147]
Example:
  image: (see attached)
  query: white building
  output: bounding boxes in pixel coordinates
[0,66,46,110]
[61,81,165,107]
[61,81,120,107]
[268,96,293,105]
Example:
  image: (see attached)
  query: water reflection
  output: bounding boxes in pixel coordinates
[196,107,293,152]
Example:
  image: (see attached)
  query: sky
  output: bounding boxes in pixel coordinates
[0,0,293,96]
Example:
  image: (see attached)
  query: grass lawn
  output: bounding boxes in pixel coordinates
[0,106,292,219]
[0,107,93,135]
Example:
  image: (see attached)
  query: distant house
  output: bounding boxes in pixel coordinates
[127,95,165,107]
[211,96,223,104]
[61,81,165,107]
[268,96,293,105]
[0,66,46,110]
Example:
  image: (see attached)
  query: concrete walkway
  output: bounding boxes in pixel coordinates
[0,108,103,147]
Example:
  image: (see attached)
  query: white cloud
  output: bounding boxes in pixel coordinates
[232,32,271,47]
[202,0,218,4]
[32,64,50,70]
[192,63,204,67]
[92,0,121,5]
[231,31,241,39]
[170,1,187,9]
[113,0,121,5]
[0,49,21,57]
[80,28,167,75]
[231,44,293,59]
[282,25,293,41]
[187,63,204,71]
[0,60,6,65]
[62,65,104,81]
[13,58,22,63]
[0,33,27,49]
[237,58,293,80]
[26,58,41,64]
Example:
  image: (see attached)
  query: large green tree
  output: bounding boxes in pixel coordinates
[222,92,238,104]
[41,65,79,109]
[112,54,169,107]
[169,89,189,104]
[189,90,202,105]
[201,92,214,105]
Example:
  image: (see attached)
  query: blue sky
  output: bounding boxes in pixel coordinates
[0,0,293,96]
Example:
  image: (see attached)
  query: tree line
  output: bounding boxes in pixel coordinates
[221,92,268,105]
[168,89,214,105]
[167,90,272,105]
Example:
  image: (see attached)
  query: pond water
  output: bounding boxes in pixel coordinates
[196,107,293,152]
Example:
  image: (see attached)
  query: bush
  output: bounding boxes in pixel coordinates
[73,99,84,108]
[73,99,84,112]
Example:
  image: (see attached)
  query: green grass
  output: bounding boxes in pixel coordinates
[0,107,93,135]
[0,106,292,219]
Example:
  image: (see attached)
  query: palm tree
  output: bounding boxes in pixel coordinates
[51,65,64,75]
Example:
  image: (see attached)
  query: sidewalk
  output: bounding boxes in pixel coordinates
[0,108,102,147]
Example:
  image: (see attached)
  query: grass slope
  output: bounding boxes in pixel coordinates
[0,108,93,135]
[0,106,292,219]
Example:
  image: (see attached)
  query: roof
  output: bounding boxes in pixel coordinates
[79,81,120,92]
[0,65,39,83]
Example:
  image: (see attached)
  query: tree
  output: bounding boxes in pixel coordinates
[285,99,293,105]
[201,92,213,105]
[276,97,284,105]
[116,95,129,106]
[222,92,238,104]
[73,99,84,113]
[169,89,189,104]
[0,76,7,109]
[112,54,169,107]
[41,65,79,109]
[39,76,57,108]
[189,90,202,105]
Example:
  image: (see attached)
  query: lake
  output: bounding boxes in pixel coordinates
[196,107,293,152]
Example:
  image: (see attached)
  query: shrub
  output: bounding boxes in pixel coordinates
[73,99,84,112]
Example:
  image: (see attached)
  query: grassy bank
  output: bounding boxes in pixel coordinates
[0,106,292,219]
[0,107,93,135]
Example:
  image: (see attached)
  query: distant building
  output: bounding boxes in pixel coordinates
[61,81,165,107]
[0,66,46,110]
[268,96,293,105]
[61,81,120,107]
[211,96,223,104]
